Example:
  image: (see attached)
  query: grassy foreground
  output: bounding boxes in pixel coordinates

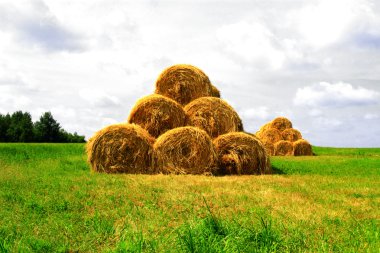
[0,144,379,252]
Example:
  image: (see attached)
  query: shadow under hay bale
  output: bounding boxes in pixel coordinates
[155,64,213,105]
[128,94,186,138]
[274,140,294,156]
[281,128,302,142]
[270,117,293,132]
[256,128,283,145]
[213,132,271,175]
[153,126,216,175]
[86,123,155,173]
[293,139,313,156]
[184,97,243,138]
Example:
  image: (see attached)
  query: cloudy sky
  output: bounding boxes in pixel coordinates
[1,0,379,147]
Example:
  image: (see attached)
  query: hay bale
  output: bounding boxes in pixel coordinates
[210,84,221,98]
[213,132,271,175]
[128,94,186,138]
[270,117,292,132]
[86,123,155,173]
[293,139,313,156]
[154,126,216,174]
[281,128,302,142]
[262,141,275,156]
[260,122,272,132]
[255,123,271,137]
[184,97,243,138]
[274,140,294,156]
[155,64,213,105]
[256,128,282,145]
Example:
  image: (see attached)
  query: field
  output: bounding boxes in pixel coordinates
[0,144,379,252]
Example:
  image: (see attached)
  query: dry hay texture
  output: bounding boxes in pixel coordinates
[293,139,313,156]
[184,97,243,138]
[155,64,213,105]
[262,142,275,156]
[282,128,302,142]
[128,94,186,138]
[213,132,271,175]
[153,126,216,175]
[259,122,271,133]
[86,123,155,173]
[270,117,293,132]
[210,84,221,98]
[256,128,283,145]
[274,140,294,156]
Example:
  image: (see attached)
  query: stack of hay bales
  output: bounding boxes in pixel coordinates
[256,117,313,156]
[86,64,270,175]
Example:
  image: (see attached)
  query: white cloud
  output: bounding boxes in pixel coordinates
[0,0,85,52]
[79,89,121,108]
[290,0,372,48]
[314,117,343,129]
[0,0,379,146]
[216,21,285,69]
[294,82,380,108]
[364,113,379,120]
[309,109,323,117]
[0,88,32,113]
[239,106,271,121]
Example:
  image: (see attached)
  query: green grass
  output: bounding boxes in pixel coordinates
[0,143,379,252]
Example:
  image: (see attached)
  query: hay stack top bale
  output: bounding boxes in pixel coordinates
[128,94,186,138]
[282,128,302,142]
[184,97,243,138]
[213,132,271,175]
[274,140,293,156]
[155,64,212,105]
[256,128,282,144]
[153,126,216,175]
[86,123,155,174]
[293,139,313,156]
[258,122,271,133]
[270,117,292,132]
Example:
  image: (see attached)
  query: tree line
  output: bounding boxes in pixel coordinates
[0,111,85,143]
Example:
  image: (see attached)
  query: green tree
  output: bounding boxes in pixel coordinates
[58,129,86,143]
[6,111,35,142]
[34,112,62,142]
[0,113,11,142]
[66,131,86,143]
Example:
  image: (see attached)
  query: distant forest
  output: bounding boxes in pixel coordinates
[0,111,85,143]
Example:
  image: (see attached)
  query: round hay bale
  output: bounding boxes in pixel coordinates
[274,140,294,156]
[255,123,271,136]
[270,117,292,132]
[262,141,275,156]
[213,132,271,175]
[155,64,212,105]
[256,128,282,145]
[128,94,186,138]
[281,128,302,142]
[293,139,313,156]
[86,123,155,173]
[154,126,216,174]
[184,97,243,138]
[260,122,271,132]
[210,84,221,98]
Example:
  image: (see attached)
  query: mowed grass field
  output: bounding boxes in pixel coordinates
[0,144,379,252]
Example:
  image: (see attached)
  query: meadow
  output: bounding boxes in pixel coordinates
[0,144,379,252]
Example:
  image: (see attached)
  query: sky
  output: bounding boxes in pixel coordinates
[0,0,379,147]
